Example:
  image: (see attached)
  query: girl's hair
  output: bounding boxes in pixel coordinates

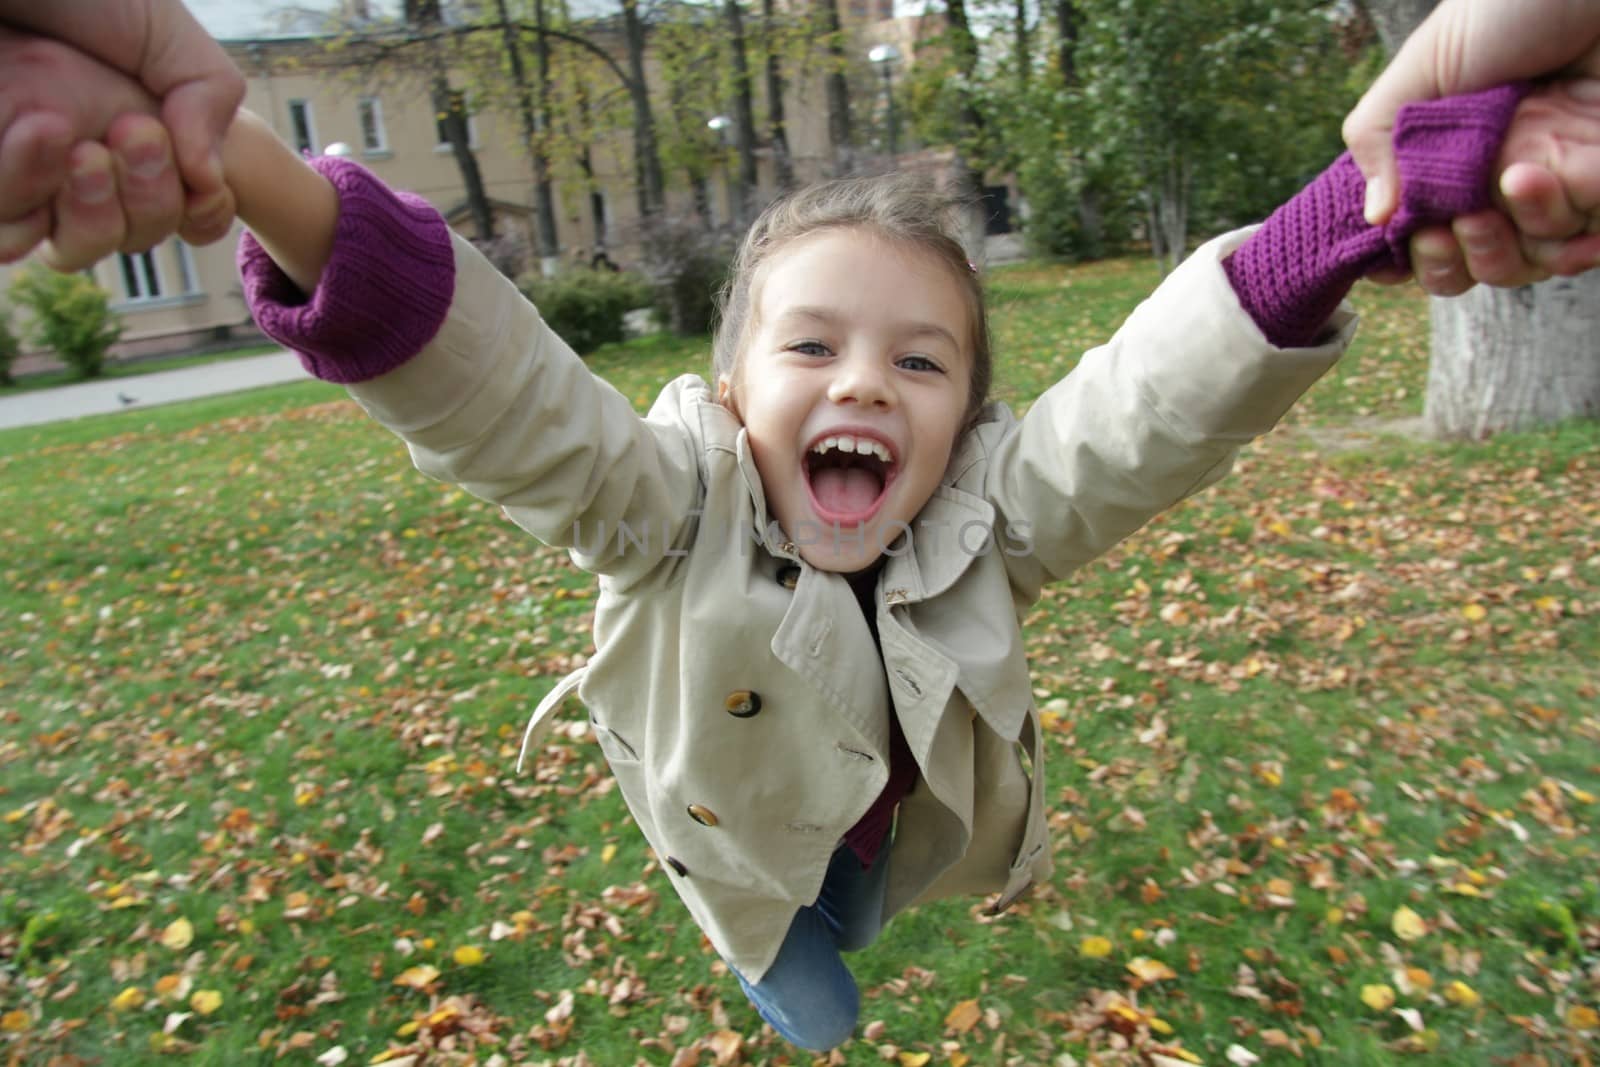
[711,171,993,423]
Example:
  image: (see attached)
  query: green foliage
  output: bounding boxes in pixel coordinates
[7,268,122,381]
[0,302,20,386]
[519,266,655,356]
[637,215,736,336]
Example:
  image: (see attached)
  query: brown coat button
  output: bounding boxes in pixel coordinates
[687,804,719,827]
[665,856,688,877]
[724,690,762,718]
[776,564,801,590]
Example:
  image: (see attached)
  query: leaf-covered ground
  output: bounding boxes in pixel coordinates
[1,260,1596,1067]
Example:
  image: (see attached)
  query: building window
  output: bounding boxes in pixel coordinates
[358,96,388,154]
[288,99,318,155]
[434,90,479,150]
[118,249,163,302]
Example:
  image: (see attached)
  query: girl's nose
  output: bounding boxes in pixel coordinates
[826,353,892,409]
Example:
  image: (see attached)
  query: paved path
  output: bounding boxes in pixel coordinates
[0,351,308,432]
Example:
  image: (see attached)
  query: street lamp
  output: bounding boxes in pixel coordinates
[868,43,901,159]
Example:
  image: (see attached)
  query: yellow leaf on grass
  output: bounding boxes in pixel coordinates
[160,917,194,951]
[111,987,147,1012]
[1444,981,1480,1007]
[452,945,485,966]
[190,990,223,1015]
[1080,936,1113,958]
[601,843,617,864]
[1461,603,1487,621]
[944,998,982,1034]
[1127,957,1178,983]
[393,964,441,990]
[1567,1004,1600,1030]
[0,1010,29,1032]
[1391,906,1427,942]
[1361,984,1396,1011]
[897,1053,932,1067]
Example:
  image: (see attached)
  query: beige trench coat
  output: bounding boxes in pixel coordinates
[345,228,1354,982]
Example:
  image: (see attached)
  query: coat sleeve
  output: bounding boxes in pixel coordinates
[342,237,704,585]
[984,229,1354,601]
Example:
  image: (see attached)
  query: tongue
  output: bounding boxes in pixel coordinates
[811,465,883,517]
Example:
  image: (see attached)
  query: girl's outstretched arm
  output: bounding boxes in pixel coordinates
[222,109,338,295]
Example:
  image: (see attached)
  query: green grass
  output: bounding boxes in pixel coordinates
[1,343,284,395]
[1,257,1596,1066]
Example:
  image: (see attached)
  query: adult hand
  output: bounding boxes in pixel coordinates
[1344,0,1600,293]
[1405,75,1600,296]
[0,29,189,267]
[0,0,245,248]
[1346,0,1600,226]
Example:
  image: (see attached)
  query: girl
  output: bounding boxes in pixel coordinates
[17,29,1596,1046]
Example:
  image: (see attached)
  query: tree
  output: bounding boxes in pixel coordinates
[9,269,121,381]
[815,0,856,175]
[761,0,795,190]
[1074,0,1357,272]
[1365,0,1600,436]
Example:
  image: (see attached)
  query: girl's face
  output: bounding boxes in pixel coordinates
[721,227,973,574]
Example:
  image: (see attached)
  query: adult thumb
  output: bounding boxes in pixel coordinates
[1343,99,1402,227]
[160,79,241,197]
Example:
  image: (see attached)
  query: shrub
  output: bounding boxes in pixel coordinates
[636,216,736,336]
[8,268,122,380]
[0,304,19,387]
[519,267,654,356]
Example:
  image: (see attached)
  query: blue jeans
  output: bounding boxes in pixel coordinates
[731,843,891,1051]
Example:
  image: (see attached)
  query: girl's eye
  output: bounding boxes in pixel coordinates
[897,354,942,373]
[786,340,832,357]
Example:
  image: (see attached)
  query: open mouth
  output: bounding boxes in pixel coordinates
[803,432,897,523]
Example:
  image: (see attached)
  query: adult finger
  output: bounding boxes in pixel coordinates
[1451,210,1551,288]
[106,113,183,254]
[1522,231,1600,276]
[38,141,128,273]
[1408,224,1474,297]
[0,109,73,231]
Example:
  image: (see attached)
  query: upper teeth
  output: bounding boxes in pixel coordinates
[812,434,892,463]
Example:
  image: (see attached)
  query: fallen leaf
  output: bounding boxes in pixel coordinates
[159,917,195,951]
[1127,957,1178,983]
[189,989,222,1015]
[944,998,981,1034]
[1080,936,1113,958]
[1361,984,1396,1011]
[1444,981,1480,1007]
[1566,1004,1599,1030]
[1226,1045,1261,1066]
[452,945,485,966]
[1391,906,1427,942]
[393,964,441,990]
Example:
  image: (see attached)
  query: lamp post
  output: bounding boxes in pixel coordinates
[706,114,741,225]
[868,43,900,159]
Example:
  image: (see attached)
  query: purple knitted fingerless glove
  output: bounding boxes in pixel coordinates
[237,157,456,384]
[1224,83,1526,348]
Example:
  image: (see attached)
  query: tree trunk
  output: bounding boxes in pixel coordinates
[762,0,794,190]
[493,0,560,275]
[1357,0,1435,55]
[1428,281,1600,437]
[725,0,759,227]
[621,0,666,217]
[1367,0,1600,435]
[1054,0,1078,84]
[816,0,854,176]
[406,0,494,241]
[1013,0,1030,87]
